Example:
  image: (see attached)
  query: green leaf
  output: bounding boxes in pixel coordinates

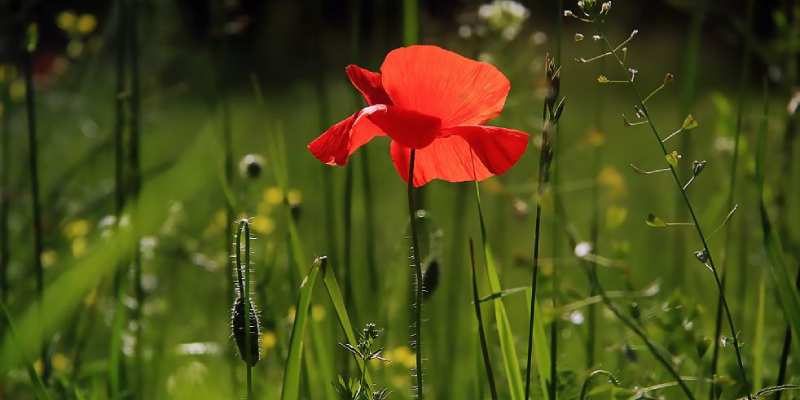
[320,260,373,386]
[281,257,323,400]
[645,213,667,228]
[681,114,698,130]
[0,303,50,400]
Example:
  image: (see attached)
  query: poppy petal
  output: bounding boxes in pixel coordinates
[368,106,441,149]
[307,105,387,166]
[380,45,510,128]
[390,136,493,187]
[442,125,529,175]
[346,65,391,106]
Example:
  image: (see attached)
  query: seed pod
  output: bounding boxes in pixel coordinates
[421,259,440,300]
[231,296,261,366]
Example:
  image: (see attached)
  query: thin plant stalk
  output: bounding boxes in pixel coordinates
[709,1,753,397]
[127,0,144,392]
[596,26,752,399]
[549,3,564,398]
[22,24,49,382]
[525,53,561,400]
[1,78,10,303]
[407,149,424,399]
[403,0,418,45]
[469,238,498,400]
[360,148,379,307]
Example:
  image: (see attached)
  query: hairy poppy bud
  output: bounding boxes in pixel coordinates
[421,259,440,300]
[231,296,261,366]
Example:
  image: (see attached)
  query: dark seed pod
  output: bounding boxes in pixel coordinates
[421,259,440,301]
[231,296,261,366]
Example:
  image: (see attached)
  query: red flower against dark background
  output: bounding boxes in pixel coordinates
[308,45,529,187]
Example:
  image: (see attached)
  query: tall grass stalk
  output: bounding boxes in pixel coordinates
[549,2,564,397]
[127,0,144,392]
[109,0,129,395]
[406,150,424,399]
[469,238,498,400]
[22,22,49,382]
[525,53,562,400]
[708,0,753,397]
[403,0,418,46]
[592,23,752,400]
[1,79,10,303]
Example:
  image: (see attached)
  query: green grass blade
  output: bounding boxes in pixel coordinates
[752,271,766,389]
[280,257,323,400]
[524,287,552,400]
[319,259,373,386]
[484,245,525,400]
[0,302,51,400]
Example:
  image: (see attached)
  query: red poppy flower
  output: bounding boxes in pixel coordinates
[307,45,529,187]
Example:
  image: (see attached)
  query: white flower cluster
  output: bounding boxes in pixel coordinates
[470,0,530,41]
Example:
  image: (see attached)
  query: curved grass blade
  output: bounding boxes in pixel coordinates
[319,259,373,386]
[280,257,323,400]
[0,302,50,400]
[470,239,498,399]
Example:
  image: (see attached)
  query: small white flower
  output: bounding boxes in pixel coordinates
[574,241,593,258]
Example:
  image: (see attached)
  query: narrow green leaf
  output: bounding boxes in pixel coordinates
[752,271,766,389]
[320,260,373,386]
[281,257,323,400]
[0,303,50,400]
[483,245,526,400]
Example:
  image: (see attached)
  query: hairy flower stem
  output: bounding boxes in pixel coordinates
[407,149,424,399]
[598,30,751,400]
[469,239,498,400]
[709,1,753,397]
[23,30,49,382]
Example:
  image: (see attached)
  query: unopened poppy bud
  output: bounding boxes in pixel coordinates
[421,259,440,300]
[694,249,709,264]
[692,160,706,176]
[239,154,265,179]
[231,296,261,366]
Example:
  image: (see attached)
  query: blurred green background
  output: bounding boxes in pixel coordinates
[0,0,799,399]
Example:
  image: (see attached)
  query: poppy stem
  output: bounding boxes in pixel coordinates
[407,149,424,399]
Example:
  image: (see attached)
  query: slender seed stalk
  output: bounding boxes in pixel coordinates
[1,78,10,303]
[709,1,754,397]
[596,27,752,399]
[407,149,424,399]
[469,238,498,400]
[22,24,49,382]
[525,53,561,400]
[549,3,564,398]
